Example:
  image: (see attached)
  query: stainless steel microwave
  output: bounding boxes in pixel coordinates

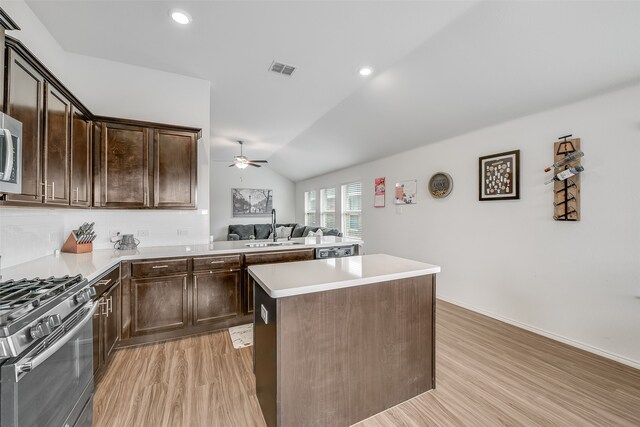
[0,112,22,194]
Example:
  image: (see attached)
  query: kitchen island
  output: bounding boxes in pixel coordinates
[249,254,440,427]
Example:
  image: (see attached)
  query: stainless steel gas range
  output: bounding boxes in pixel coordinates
[0,275,96,427]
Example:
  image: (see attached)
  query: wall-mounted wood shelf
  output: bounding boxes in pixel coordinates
[553,137,581,221]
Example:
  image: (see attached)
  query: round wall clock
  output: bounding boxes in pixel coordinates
[428,172,453,198]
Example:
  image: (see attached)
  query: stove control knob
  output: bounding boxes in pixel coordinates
[45,314,62,329]
[75,289,92,304]
[30,324,45,339]
[40,322,53,336]
[29,322,52,339]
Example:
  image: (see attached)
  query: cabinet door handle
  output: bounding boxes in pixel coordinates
[74,187,79,203]
[51,181,55,200]
[96,279,111,287]
[210,260,225,264]
[41,180,48,201]
[107,296,113,315]
[152,265,169,269]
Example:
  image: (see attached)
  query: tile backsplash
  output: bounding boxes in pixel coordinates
[0,207,210,269]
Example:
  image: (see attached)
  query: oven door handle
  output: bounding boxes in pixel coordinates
[13,302,98,382]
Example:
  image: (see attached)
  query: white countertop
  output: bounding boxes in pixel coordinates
[0,236,362,282]
[248,254,440,298]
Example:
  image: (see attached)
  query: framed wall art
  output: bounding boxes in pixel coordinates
[232,188,273,217]
[394,180,417,205]
[374,177,386,207]
[479,150,520,201]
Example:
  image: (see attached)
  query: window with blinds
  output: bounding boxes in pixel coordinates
[320,187,336,228]
[341,181,362,238]
[304,190,317,225]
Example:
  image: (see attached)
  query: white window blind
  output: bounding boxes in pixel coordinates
[341,182,362,238]
[320,187,336,228]
[304,191,317,226]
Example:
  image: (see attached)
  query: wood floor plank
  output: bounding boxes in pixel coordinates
[94,300,640,427]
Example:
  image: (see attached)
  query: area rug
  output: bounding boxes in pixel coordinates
[228,323,253,349]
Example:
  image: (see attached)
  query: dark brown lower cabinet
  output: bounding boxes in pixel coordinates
[116,250,315,348]
[131,274,188,336]
[92,266,121,381]
[244,271,256,315]
[104,281,121,360]
[243,249,315,314]
[92,296,105,377]
[193,270,241,325]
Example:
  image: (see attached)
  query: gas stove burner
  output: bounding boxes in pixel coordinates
[0,274,85,327]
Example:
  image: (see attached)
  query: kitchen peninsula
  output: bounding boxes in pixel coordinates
[249,254,440,427]
[0,236,361,376]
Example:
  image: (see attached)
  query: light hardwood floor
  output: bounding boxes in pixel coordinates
[94,300,640,426]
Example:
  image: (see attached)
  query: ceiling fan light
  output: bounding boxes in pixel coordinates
[236,163,249,169]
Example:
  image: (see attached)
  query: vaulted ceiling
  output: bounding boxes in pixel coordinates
[26,1,640,181]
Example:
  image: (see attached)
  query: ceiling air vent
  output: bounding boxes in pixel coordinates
[269,60,296,76]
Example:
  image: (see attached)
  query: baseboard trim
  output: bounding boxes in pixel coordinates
[437,296,640,370]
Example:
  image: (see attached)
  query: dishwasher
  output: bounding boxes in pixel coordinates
[315,244,358,259]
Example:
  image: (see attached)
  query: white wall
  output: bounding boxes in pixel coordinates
[296,83,640,368]
[210,162,296,241]
[0,0,68,78]
[0,1,211,269]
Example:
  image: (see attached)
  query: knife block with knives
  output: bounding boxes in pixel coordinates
[61,222,96,254]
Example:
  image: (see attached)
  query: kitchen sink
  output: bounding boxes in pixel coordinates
[245,241,303,248]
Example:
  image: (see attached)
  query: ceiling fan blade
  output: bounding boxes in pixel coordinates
[248,160,268,163]
[248,163,262,168]
[228,164,236,167]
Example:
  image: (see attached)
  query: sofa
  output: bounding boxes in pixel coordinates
[227,223,342,240]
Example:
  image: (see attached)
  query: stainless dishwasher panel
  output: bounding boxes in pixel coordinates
[315,245,358,259]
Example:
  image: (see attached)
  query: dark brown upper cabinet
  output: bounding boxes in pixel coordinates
[153,129,197,208]
[3,46,44,204]
[70,108,92,207]
[1,35,201,210]
[43,83,71,205]
[96,122,150,208]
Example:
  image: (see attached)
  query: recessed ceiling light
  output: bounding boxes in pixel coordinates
[171,10,192,25]
[359,66,373,76]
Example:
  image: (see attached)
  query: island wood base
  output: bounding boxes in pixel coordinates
[254,274,436,427]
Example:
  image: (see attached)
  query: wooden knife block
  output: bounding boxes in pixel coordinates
[61,233,93,254]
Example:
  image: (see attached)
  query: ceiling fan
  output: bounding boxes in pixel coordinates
[224,141,268,169]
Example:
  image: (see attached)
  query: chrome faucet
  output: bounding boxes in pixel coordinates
[271,208,277,242]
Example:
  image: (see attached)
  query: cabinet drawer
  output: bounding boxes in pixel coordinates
[92,264,121,299]
[244,249,315,266]
[132,258,188,278]
[193,255,241,271]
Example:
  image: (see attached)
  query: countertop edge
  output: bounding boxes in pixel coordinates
[2,238,363,283]
[249,264,441,298]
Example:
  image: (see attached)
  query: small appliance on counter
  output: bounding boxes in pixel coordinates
[61,222,96,254]
[0,112,23,195]
[114,234,139,250]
